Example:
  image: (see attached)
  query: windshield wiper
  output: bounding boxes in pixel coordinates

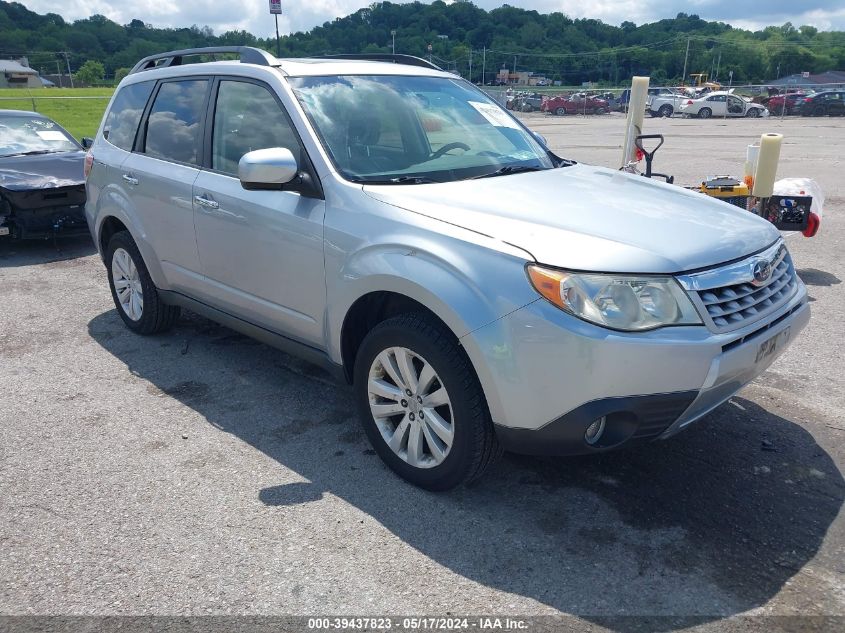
[389,176,441,184]
[6,149,64,157]
[354,175,442,185]
[468,165,546,180]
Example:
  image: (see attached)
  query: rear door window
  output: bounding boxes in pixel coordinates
[102,81,154,151]
[143,79,209,165]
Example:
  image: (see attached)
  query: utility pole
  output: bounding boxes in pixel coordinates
[63,52,74,88]
[715,50,721,82]
[513,55,517,75]
[391,30,396,55]
[468,49,472,82]
[481,47,486,86]
[681,37,690,85]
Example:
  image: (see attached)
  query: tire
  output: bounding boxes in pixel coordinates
[555,107,567,116]
[659,105,673,117]
[594,107,606,115]
[745,108,759,118]
[106,230,180,335]
[648,109,658,117]
[813,105,826,117]
[521,104,533,113]
[698,107,712,119]
[353,313,501,491]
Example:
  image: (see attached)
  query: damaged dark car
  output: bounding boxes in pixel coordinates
[0,110,87,240]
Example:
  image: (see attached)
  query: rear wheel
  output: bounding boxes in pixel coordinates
[659,104,673,117]
[353,313,500,490]
[698,107,712,119]
[555,107,567,116]
[106,231,180,335]
[813,105,827,117]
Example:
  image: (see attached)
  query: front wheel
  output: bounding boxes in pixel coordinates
[555,107,567,116]
[745,108,760,118]
[813,105,826,117]
[106,231,180,335]
[659,105,673,117]
[698,107,712,119]
[353,313,500,490]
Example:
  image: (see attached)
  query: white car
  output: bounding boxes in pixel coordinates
[679,91,768,119]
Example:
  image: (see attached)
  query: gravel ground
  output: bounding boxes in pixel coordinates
[1,113,843,631]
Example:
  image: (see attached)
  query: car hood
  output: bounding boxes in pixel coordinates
[0,151,85,192]
[363,163,780,274]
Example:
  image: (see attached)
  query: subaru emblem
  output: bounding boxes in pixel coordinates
[752,259,772,285]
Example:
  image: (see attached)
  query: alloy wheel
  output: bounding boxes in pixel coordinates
[112,247,143,321]
[367,346,454,468]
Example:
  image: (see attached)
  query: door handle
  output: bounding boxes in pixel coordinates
[194,195,219,210]
[122,174,139,186]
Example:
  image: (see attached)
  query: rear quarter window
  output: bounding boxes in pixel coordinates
[102,81,154,151]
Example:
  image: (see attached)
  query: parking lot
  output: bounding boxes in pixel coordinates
[1,114,843,629]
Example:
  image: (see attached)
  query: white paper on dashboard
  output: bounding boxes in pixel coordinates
[36,131,68,141]
[468,101,521,129]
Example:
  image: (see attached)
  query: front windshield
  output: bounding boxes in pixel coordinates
[289,75,554,183]
[0,115,79,158]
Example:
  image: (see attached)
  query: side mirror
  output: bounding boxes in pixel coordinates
[238,147,298,190]
[81,137,94,150]
[532,131,547,147]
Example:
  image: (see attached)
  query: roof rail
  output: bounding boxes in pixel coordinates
[314,54,442,71]
[129,46,277,75]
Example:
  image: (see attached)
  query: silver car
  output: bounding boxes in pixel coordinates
[85,47,809,490]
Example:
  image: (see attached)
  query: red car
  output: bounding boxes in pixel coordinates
[766,92,808,115]
[541,92,610,115]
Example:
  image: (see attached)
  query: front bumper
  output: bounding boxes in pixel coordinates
[461,282,809,456]
[0,204,89,239]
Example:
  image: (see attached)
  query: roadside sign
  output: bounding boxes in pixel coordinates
[802,71,810,78]
[269,0,281,14]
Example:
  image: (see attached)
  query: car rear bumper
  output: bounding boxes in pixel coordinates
[462,283,810,456]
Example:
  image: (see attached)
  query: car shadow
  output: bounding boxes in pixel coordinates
[797,268,841,287]
[0,235,95,268]
[88,309,843,629]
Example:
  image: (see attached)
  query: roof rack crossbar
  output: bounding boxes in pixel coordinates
[314,54,442,71]
[128,46,277,75]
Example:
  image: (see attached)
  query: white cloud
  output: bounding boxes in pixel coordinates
[18,0,845,39]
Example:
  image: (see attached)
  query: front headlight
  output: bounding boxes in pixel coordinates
[527,265,702,331]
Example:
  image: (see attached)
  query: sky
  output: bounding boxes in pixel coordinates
[18,0,845,38]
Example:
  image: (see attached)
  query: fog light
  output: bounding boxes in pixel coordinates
[585,416,606,445]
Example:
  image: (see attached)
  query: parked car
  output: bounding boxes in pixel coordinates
[799,91,845,117]
[86,47,809,490]
[0,110,88,239]
[679,91,768,119]
[765,92,809,115]
[542,92,609,115]
[646,87,687,117]
[509,92,544,112]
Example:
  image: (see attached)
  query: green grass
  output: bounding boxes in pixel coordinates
[0,88,114,140]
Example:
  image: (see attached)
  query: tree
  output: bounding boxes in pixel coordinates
[75,60,105,86]
[114,67,130,82]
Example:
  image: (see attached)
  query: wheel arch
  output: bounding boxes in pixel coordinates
[330,244,537,425]
[92,193,168,289]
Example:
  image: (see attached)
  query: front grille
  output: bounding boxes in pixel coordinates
[695,251,797,331]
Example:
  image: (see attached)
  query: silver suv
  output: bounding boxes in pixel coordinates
[85,47,809,490]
